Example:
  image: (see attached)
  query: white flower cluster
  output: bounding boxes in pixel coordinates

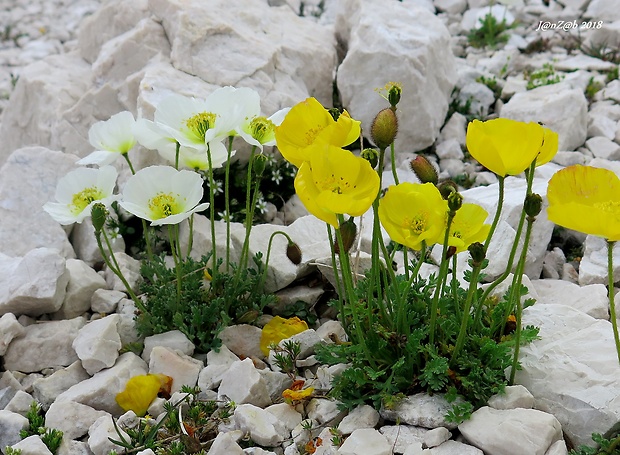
[43,86,289,227]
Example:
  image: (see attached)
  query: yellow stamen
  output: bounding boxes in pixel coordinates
[185,112,217,141]
[70,187,104,215]
[148,192,183,219]
[249,116,275,144]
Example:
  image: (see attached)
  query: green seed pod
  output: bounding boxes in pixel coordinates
[409,156,438,185]
[524,193,543,218]
[371,108,398,150]
[252,154,269,178]
[361,148,380,169]
[468,242,486,267]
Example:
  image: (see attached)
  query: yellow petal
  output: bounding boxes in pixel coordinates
[260,316,309,356]
[282,386,314,402]
[115,374,173,416]
[295,161,339,228]
[448,203,491,253]
[536,127,559,166]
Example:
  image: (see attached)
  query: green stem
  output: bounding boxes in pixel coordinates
[122,152,136,175]
[122,152,153,259]
[174,142,180,170]
[451,263,482,366]
[259,230,296,291]
[607,241,620,364]
[224,136,234,272]
[169,226,182,314]
[206,144,218,279]
[239,146,258,271]
[428,211,456,345]
[484,176,504,250]
[97,229,146,314]
[187,214,194,259]
[327,224,346,330]
[398,242,427,333]
[451,254,460,321]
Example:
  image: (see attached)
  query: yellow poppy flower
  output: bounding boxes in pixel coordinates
[115,373,173,416]
[378,182,448,251]
[447,203,491,253]
[547,165,620,241]
[294,145,380,228]
[466,118,558,177]
[260,316,309,356]
[282,386,314,403]
[275,97,361,167]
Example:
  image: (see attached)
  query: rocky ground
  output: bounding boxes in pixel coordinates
[2,0,620,454]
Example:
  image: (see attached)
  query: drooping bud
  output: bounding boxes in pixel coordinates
[371,108,398,150]
[252,154,269,178]
[237,309,260,324]
[334,217,357,254]
[468,242,486,267]
[387,82,402,109]
[286,242,302,265]
[91,203,108,235]
[448,192,463,212]
[410,156,438,185]
[361,148,380,169]
[524,193,543,218]
[437,180,458,200]
[328,108,341,121]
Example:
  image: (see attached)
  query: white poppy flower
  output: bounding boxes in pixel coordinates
[43,166,119,225]
[78,111,137,166]
[236,107,290,150]
[119,166,209,226]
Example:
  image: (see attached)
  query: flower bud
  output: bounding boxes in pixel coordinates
[328,108,341,121]
[410,156,438,185]
[468,242,486,267]
[334,217,357,254]
[237,309,260,324]
[371,108,398,150]
[361,148,379,169]
[437,180,458,199]
[91,203,108,234]
[448,192,463,212]
[387,83,402,109]
[524,193,543,218]
[286,242,302,265]
[252,154,269,178]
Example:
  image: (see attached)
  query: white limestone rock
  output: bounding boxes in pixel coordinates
[546,440,569,455]
[73,314,122,375]
[104,252,141,293]
[422,440,484,454]
[423,427,451,448]
[0,147,79,258]
[45,400,108,441]
[0,313,25,356]
[501,83,588,151]
[530,280,609,319]
[234,403,285,447]
[3,317,86,373]
[336,0,456,153]
[88,415,129,455]
[116,298,142,345]
[586,136,620,160]
[584,0,620,21]
[314,363,348,391]
[588,114,617,140]
[458,407,562,455]
[265,402,303,437]
[10,435,53,455]
[555,55,617,72]
[579,235,620,285]
[515,304,620,447]
[218,358,271,408]
[32,361,90,410]
[57,439,95,455]
[380,425,429,454]
[142,330,195,363]
[380,393,459,430]
[219,324,264,360]
[276,329,322,359]
[458,81,496,118]
[461,5,515,31]
[338,404,380,435]
[271,285,324,315]
[198,345,240,390]
[435,139,464,160]
[149,0,336,114]
[56,352,148,415]
[0,410,29,451]
[434,0,467,14]
[178,216,242,264]
[306,398,347,425]
[208,432,244,455]
[0,248,69,317]
[91,289,125,314]
[56,259,107,319]
[316,320,347,343]
[4,390,35,416]
[148,346,203,393]
[339,428,392,455]
[488,385,535,410]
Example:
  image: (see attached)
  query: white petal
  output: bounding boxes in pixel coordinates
[268,107,291,126]
[88,111,136,153]
[134,118,177,154]
[77,150,119,166]
[206,141,232,169]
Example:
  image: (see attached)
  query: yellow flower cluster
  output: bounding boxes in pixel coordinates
[275,98,380,228]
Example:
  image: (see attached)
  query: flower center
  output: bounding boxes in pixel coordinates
[405,215,426,234]
[305,125,326,145]
[70,187,104,215]
[148,192,183,219]
[316,172,354,194]
[186,112,217,141]
[249,116,275,143]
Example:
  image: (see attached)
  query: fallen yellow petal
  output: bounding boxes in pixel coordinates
[115,373,173,416]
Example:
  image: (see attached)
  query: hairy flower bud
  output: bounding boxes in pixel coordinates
[371,108,398,150]
[468,242,486,267]
[448,192,463,212]
[410,156,438,185]
[334,217,357,254]
[286,242,302,265]
[91,203,108,234]
[437,180,458,200]
[361,148,379,169]
[524,193,543,218]
[252,154,269,178]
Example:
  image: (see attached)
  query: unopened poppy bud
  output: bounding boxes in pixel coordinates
[252,154,269,178]
[286,242,302,265]
[328,108,341,121]
[448,192,463,212]
[410,156,438,185]
[334,217,357,254]
[387,83,402,109]
[361,148,379,169]
[468,242,486,267]
[91,203,108,234]
[437,180,458,199]
[371,108,398,150]
[237,309,260,324]
[524,193,543,218]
